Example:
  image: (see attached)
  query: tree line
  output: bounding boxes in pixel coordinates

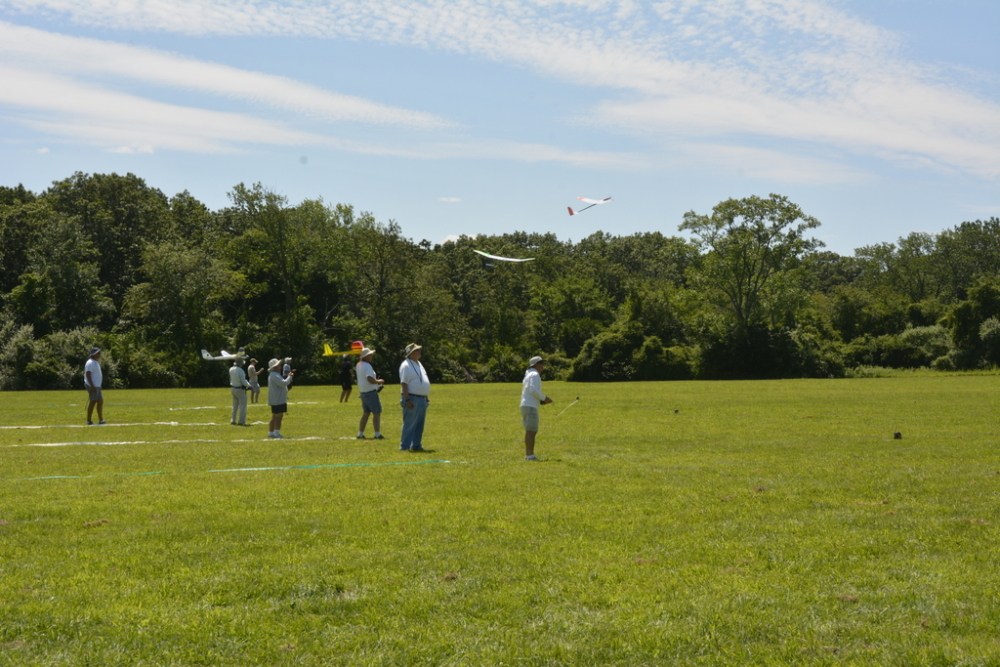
[2,171,999,390]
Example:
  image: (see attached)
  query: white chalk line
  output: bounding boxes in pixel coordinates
[167,401,319,411]
[5,436,329,448]
[0,420,282,430]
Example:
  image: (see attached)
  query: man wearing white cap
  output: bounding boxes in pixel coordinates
[355,347,386,440]
[520,356,552,461]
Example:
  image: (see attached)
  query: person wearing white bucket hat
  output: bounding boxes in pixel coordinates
[266,357,295,438]
[355,347,385,440]
[398,343,430,452]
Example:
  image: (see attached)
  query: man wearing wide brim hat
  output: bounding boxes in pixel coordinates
[266,357,295,438]
[520,355,553,461]
[356,347,386,440]
[398,343,430,452]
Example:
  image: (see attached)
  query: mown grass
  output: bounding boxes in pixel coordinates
[2,377,1000,666]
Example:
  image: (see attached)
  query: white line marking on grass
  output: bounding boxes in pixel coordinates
[10,439,223,447]
[4,436,327,447]
[0,422,221,430]
[6,459,450,482]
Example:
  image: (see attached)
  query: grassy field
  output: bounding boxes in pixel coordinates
[2,377,1000,666]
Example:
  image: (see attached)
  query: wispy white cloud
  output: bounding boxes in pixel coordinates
[681,143,867,184]
[0,21,451,129]
[1,0,997,180]
[439,197,461,203]
[0,63,331,153]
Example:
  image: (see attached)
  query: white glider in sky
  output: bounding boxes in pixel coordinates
[473,250,536,263]
[201,347,248,361]
[568,196,613,216]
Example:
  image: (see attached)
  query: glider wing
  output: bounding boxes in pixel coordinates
[568,196,613,216]
[473,249,535,263]
[200,347,248,361]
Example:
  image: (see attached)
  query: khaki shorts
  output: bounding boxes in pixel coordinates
[521,406,539,432]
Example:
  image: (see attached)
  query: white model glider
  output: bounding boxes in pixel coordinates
[201,347,248,361]
[568,196,613,216]
[473,250,535,263]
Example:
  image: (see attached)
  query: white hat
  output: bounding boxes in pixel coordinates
[268,358,282,371]
[360,347,375,359]
[528,355,545,367]
[404,343,422,357]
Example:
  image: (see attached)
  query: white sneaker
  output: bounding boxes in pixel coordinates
[525,455,539,461]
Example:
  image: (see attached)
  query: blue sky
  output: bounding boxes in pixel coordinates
[1,0,997,256]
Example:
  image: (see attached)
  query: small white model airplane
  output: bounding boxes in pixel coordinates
[200,347,248,361]
[568,196,613,216]
[473,249,535,263]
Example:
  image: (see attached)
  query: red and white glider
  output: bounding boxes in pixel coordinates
[568,196,613,216]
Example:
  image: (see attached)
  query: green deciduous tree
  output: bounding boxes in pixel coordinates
[680,194,822,331]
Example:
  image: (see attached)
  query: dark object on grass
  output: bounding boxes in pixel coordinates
[893,431,902,440]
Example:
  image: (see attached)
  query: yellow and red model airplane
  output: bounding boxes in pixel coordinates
[323,340,365,357]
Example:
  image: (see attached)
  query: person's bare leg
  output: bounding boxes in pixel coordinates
[525,430,536,457]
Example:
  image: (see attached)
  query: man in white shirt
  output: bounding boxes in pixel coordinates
[520,356,553,461]
[355,347,386,440]
[267,358,295,438]
[229,358,251,426]
[84,347,105,425]
[399,343,430,452]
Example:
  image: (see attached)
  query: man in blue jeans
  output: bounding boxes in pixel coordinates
[398,343,430,451]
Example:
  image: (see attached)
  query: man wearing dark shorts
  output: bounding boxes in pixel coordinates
[339,355,354,403]
[267,357,294,439]
[84,347,105,425]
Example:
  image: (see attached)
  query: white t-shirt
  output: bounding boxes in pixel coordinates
[520,367,547,408]
[356,360,378,393]
[84,358,102,388]
[399,358,430,396]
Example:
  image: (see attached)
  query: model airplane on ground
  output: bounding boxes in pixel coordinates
[323,341,365,357]
[568,196,613,216]
[473,249,535,263]
[201,347,248,361]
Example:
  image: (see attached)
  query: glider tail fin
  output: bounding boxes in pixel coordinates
[323,344,335,357]
[201,350,212,360]
[568,206,576,216]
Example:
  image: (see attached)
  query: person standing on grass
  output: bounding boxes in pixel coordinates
[355,347,386,440]
[399,343,430,452]
[247,358,262,404]
[84,347,105,425]
[520,356,553,461]
[229,357,251,426]
[339,355,354,403]
[267,357,294,439]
